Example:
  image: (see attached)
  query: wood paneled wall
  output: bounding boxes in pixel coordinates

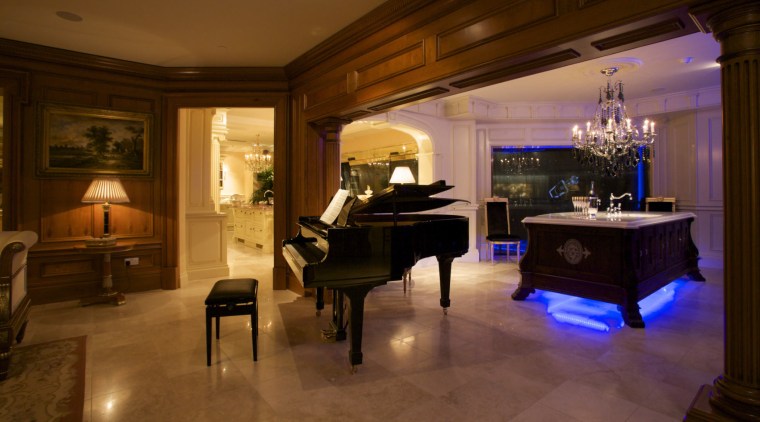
[0,40,288,304]
[1,0,710,302]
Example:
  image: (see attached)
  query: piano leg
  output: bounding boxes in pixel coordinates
[437,254,456,314]
[340,284,374,372]
[316,287,324,316]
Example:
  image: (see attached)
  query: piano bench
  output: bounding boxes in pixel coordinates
[205,278,259,366]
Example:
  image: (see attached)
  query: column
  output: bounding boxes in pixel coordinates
[311,117,352,197]
[686,1,760,420]
[180,108,229,282]
[211,108,229,213]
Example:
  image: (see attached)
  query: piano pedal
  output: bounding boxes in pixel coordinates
[321,329,337,342]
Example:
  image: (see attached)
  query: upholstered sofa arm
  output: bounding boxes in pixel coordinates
[0,231,38,315]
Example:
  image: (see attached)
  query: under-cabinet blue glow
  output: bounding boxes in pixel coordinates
[533,279,687,332]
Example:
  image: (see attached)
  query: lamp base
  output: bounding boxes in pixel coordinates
[85,237,117,247]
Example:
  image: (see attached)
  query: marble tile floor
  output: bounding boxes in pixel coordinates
[24,240,724,421]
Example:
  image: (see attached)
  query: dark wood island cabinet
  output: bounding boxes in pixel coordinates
[512,212,705,328]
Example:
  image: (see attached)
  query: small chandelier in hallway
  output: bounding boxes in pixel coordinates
[245,135,272,173]
[571,67,656,176]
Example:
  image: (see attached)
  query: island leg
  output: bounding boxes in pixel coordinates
[619,290,645,328]
[687,269,706,282]
[511,273,535,300]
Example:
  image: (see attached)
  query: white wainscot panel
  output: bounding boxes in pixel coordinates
[186,213,229,280]
[189,219,224,264]
[506,105,532,119]
[530,128,569,142]
[488,128,525,141]
[708,116,723,202]
[664,95,696,112]
[557,104,586,119]
[634,99,664,116]
[533,105,556,119]
[709,212,724,254]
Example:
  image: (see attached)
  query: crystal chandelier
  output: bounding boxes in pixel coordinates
[571,67,655,176]
[245,136,272,173]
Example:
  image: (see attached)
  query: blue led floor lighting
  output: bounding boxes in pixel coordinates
[532,278,688,332]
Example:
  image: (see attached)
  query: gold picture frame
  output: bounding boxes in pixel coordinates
[38,103,151,176]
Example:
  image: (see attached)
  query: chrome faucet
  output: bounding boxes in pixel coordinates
[264,190,274,204]
[609,193,632,214]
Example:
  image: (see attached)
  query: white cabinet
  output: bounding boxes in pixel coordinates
[232,207,274,252]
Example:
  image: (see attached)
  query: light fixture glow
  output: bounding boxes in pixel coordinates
[389,166,416,184]
[571,67,656,176]
[82,178,130,246]
[245,134,272,173]
[535,280,684,332]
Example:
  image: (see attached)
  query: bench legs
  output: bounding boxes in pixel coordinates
[205,304,258,366]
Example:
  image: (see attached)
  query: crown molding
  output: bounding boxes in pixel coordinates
[0,38,288,83]
[428,85,721,122]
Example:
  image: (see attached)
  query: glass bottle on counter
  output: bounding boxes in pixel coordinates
[588,181,598,218]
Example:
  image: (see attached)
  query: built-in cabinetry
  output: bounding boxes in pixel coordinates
[513,211,704,328]
[233,206,273,253]
[220,203,234,230]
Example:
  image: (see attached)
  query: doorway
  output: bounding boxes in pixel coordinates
[177,107,275,284]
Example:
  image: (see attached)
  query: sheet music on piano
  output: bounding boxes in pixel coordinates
[319,189,350,225]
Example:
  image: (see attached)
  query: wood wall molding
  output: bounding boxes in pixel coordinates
[0,38,288,85]
[0,0,713,304]
[1,68,30,231]
[435,0,558,60]
[290,0,700,122]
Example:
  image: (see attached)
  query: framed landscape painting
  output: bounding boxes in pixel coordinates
[38,104,152,176]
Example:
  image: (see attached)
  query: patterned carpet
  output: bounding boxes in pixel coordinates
[0,336,86,422]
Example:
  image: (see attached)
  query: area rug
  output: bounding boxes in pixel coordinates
[0,336,86,422]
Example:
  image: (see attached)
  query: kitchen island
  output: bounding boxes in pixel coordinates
[512,211,705,327]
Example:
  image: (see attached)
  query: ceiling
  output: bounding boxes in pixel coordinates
[0,0,387,67]
[0,1,722,149]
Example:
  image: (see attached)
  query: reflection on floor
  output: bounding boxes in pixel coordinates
[26,239,724,421]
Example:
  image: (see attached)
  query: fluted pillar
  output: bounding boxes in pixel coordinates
[311,117,352,197]
[686,1,760,420]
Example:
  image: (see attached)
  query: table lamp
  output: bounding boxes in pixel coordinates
[389,166,416,184]
[81,178,130,247]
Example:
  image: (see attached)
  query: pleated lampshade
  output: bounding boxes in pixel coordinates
[81,178,130,204]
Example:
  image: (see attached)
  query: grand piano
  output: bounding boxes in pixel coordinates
[283,181,469,371]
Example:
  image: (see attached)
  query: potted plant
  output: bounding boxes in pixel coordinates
[251,166,274,204]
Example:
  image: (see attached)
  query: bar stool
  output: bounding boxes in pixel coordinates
[205,278,258,366]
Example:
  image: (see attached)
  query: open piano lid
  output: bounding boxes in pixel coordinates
[349,180,465,215]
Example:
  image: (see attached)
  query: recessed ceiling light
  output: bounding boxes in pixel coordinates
[56,11,83,22]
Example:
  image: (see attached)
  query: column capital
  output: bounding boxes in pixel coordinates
[310,117,353,143]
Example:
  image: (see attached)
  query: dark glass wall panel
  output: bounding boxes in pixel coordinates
[492,146,648,239]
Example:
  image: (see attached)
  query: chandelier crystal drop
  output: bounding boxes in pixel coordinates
[571,67,655,176]
[245,135,272,173]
